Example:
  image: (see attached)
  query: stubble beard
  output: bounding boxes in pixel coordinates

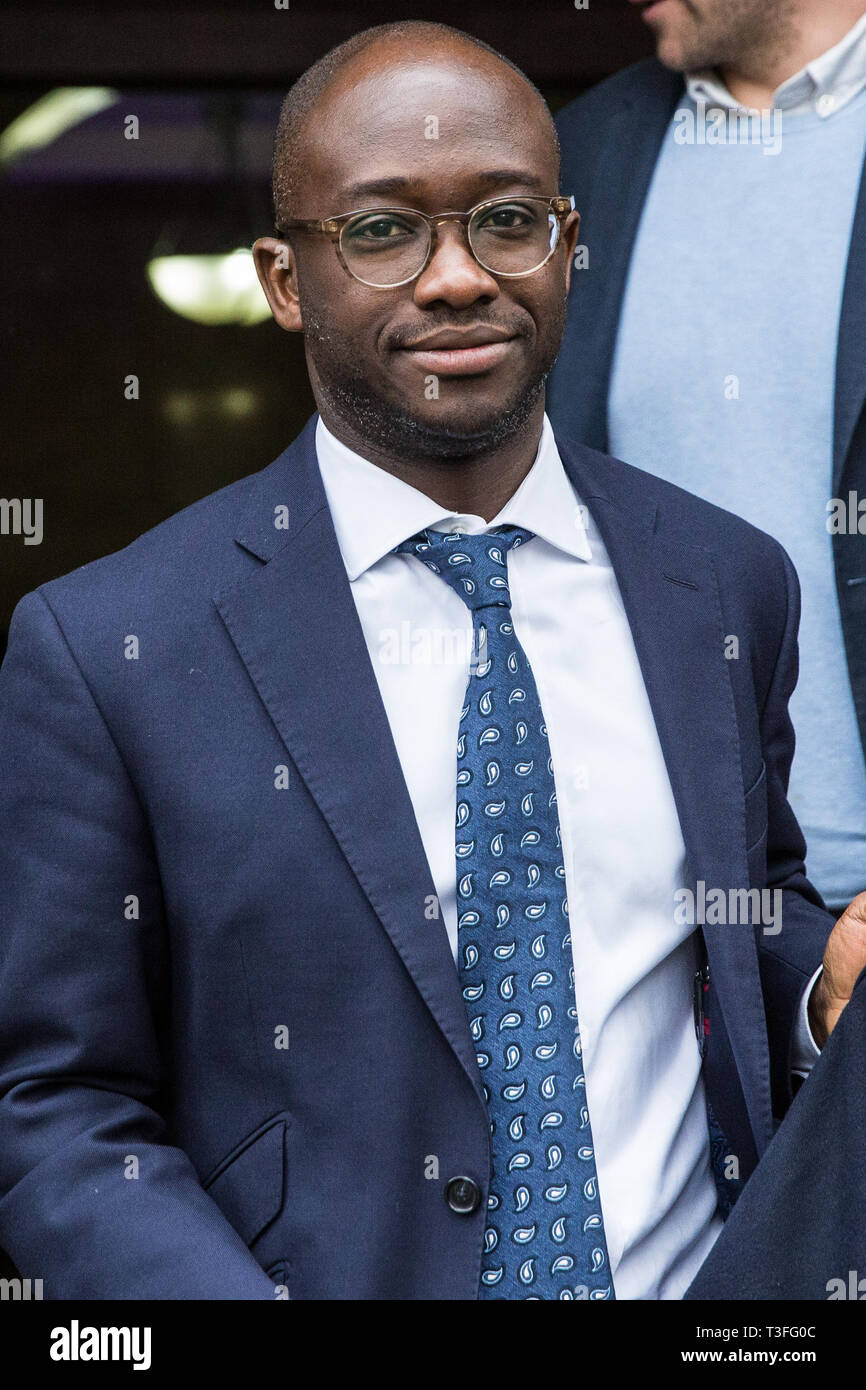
[660,0,799,77]
[301,300,564,464]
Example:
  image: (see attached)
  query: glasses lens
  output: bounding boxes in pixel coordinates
[469,200,557,276]
[340,209,430,286]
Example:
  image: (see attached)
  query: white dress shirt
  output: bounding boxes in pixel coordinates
[687,9,866,117]
[315,411,816,1298]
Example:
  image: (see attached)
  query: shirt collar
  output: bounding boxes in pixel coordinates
[315,411,592,583]
[685,9,866,114]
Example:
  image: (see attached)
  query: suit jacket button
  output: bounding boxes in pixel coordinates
[445,1176,481,1214]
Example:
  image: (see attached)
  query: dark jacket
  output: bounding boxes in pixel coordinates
[0,416,831,1298]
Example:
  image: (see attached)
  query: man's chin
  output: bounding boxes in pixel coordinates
[655,38,705,73]
[389,407,526,455]
[642,4,702,72]
[321,373,548,462]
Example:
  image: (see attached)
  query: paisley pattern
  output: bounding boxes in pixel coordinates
[395,524,614,1300]
[707,1098,746,1219]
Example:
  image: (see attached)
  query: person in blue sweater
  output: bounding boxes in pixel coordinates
[550,0,866,924]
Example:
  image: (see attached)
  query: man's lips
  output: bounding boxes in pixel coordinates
[394,326,519,377]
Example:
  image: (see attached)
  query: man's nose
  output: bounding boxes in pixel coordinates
[412,222,500,308]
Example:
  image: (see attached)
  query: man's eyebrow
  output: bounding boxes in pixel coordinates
[340,169,549,203]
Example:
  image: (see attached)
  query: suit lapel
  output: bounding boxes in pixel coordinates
[214,417,486,1104]
[557,436,773,1152]
[834,148,866,491]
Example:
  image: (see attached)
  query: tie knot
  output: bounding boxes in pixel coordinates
[393,524,533,614]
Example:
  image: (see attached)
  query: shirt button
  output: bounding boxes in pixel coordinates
[444,1175,482,1214]
[816,93,836,116]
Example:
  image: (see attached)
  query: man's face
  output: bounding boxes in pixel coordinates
[257,46,580,460]
[629,0,795,72]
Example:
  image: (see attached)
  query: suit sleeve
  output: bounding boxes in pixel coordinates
[0,589,276,1299]
[755,545,835,1118]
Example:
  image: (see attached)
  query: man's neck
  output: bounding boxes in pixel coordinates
[719,2,866,109]
[316,399,546,523]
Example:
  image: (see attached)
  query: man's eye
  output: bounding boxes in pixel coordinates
[478,205,535,231]
[347,216,415,241]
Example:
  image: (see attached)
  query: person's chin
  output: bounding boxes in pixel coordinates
[653,22,701,72]
[393,381,531,438]
[394,403,508,445]
[639,3,694,69]
[655,39,693,71]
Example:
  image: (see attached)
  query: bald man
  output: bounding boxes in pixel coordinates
[0,21,864,1301]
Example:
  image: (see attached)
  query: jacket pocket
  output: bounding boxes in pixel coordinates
[202,1112,289,1247]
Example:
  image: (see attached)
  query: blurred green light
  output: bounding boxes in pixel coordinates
[146,250,270,327]
[0,87,118,165]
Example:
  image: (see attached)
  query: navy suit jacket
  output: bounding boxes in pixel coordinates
[685,962,866,1300]
[548,58,866,778]
[0,415,832,1299]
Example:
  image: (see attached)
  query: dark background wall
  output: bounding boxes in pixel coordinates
[0,0,654,660]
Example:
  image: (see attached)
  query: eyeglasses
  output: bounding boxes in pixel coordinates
[276,194,576,288]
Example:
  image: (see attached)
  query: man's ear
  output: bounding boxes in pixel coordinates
[253,237,303,332]
[561,210,582,296]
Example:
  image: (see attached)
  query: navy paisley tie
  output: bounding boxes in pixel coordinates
[394,524,614,1300]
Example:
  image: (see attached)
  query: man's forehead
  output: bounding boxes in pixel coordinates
[322,49,534,115]
[301,53,554,206]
